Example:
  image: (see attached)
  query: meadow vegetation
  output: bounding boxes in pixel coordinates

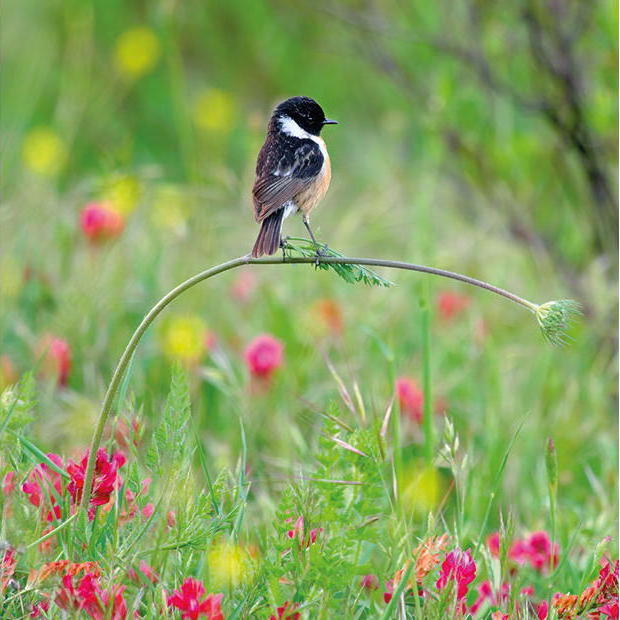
[1,1,617,618]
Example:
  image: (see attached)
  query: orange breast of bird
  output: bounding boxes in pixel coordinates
[295,140,331,216]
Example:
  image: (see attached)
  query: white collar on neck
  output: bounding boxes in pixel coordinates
[279,115,315,140]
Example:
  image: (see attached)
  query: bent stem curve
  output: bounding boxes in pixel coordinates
[79,250,540,515]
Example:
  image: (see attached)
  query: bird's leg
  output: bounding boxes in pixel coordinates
[302,216,327,264]
[279,236,290,259]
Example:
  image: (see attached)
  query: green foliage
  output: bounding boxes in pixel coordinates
[0,373,36,455]
[284,238,394,288]
[145,364,193,476]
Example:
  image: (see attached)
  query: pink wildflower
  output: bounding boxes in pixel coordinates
[361,574,379,590]
[1,546,17,595]
[2,471,16,496]
[285,516,323,548]
[22,453,65,522]
[244,334,283,380]
[487,532,500,557]
[167,578,224,619]
[39,336,71,387]
[509,531,559,573]
[437,291,470,322]
[436,548,477,600]
[230,270,257,304]
[80,202,124,243]
[141,503,154,519]
[395,376,424,423]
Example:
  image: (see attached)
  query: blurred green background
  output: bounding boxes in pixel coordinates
[1,0,617,532]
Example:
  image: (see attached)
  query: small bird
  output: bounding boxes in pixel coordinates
[251,96,338,258]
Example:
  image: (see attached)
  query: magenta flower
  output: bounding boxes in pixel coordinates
[395,377,424,423]
[80,202,124,243]
[509,531,559,573]
[55,572,127,620]
[67,449,126,520]
[486,532,500,557]
[360,574,380,590]
[167,578,224,619]
[244,334,283,380]
[436,548,477,600]
[21,453,65,522]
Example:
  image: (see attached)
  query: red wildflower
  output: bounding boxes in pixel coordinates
[113,417,143,450]
[79,573,127,620]
[285,516,323,548]
[54,572,127,619]
[487,532,500,556]
[66,449,125,519]
[270,601,301,620]
[436,548,477,600]
[469,580,510,615]
[244,334,283,380]
[127,561,159,585]
[80,202,124,243]
[509,531,559,573]
[21,453,65,522]
[2,471,16,495]
[167,510,177,528]
[361,574,380,590]
[536,600,549,619]
[30,600,50,617]
[437,291,470,322]
[1,546,17,595]
[39,336,71,387]
[167,578,224,619]
[395,377,424,423]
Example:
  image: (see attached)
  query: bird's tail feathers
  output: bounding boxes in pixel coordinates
[251,209,285,257]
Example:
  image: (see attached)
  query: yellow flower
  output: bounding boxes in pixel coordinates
[207,541,254,588]
[160,315,207,364]
[22,127,66,176]
[193,88,235,132]
[100,174,141,216]
[114,27,160,80]
[399,461,443,515]
[150,185,189,235]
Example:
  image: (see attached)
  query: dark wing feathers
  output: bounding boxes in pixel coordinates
[252,139,323,222]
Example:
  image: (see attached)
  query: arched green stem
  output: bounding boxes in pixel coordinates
[79,251,539,514]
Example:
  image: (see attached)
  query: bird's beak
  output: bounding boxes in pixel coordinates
[323,119,339,125]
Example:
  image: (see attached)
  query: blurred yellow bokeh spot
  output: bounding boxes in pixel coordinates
[207,541,254,588]
[22,127,67,176]
[100,174,141,216]
[151,185,189,235]
[193,88,235,132]
[160,315,207,364]
[114,27,161,80]
[399,461,443,515]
